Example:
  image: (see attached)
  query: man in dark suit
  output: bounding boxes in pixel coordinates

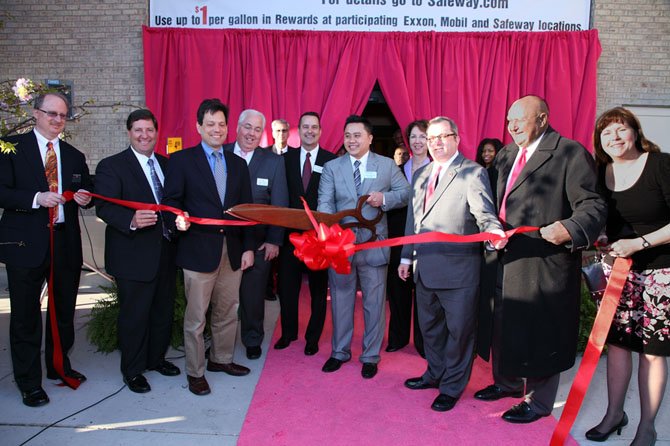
[223,109,288,360]
[318,115,410,379]
[95,109,183,393]
[163,99,255,396]
[274,112,336,356]
[0,92,92,407]
[399,116,505,412]
[263,118,296,303]
[475,95,606,423]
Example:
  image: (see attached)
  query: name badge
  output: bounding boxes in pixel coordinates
[363,171,377,179]
[313,165,323,174]
[257,178,269,187]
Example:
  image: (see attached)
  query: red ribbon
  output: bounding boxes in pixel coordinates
[288,197,539,273]
[550,257,632,445]
[46,207,80,389]
[63,191,256,226]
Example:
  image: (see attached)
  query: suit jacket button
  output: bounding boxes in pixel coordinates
[219,229,224,233]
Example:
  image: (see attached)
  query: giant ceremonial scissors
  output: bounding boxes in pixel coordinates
[226,195,383,241]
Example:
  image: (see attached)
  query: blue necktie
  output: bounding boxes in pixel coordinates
[213,151,227,205]
[147,158,169,239]
[353,160,361,195]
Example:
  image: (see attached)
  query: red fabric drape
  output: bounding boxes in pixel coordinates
[143,27,600,158]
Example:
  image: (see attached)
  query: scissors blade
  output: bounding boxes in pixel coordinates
[226,204,339,230]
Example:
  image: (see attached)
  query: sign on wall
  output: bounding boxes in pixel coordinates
[149,0,591,32]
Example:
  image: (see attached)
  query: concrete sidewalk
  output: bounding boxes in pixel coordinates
[0,266,668,445]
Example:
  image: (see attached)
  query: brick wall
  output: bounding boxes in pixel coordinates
[0,0,147,167]
[594,0,670,113]
[0,0,668,169]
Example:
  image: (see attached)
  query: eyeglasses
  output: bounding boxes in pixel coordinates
[426,133,456,144]
[242,123,263,133]
[37,109,68,120]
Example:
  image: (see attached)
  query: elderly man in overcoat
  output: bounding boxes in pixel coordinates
[475,95,607,423]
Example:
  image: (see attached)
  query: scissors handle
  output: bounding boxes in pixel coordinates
[334,195,383,242]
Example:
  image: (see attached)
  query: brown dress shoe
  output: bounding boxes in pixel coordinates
[187,375,211,395]
[206,361,250,376]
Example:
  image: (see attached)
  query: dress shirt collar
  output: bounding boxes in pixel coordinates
[234,142,254,165]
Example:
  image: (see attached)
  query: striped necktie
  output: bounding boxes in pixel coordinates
[353,160,361,195]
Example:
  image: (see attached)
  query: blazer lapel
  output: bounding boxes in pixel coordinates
[340,156,358,199]
[23,133,49,190]
[360,154,377,196]
[123,148,156,202]
[193,145,220,204]
[423,157,460,217]
[506,129,557,197]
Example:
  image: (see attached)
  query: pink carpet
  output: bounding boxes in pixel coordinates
[238,282,577,446]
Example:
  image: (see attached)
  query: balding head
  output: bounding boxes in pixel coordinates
[506,95,549,148]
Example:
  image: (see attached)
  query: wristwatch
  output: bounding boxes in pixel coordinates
[640,236,651,249]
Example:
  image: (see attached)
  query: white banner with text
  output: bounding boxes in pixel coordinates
[149,0,591,32]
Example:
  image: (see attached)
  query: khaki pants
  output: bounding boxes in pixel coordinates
[183,241,242,377]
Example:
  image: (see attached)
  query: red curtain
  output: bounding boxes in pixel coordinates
[143,27,601,158]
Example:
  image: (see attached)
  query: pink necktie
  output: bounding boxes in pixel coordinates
[424,164,443,209]
[499,147,527,222]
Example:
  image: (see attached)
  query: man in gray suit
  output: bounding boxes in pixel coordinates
[399,116,505,412]
[318,115,410,379]
[223,109,289,360]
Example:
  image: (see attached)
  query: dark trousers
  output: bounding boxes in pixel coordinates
[277,244,328,344]
[240,249,273,347]
[491,263,560,415]
[386,253,423,353]
[116,239,177,378]
[7,231,80,392]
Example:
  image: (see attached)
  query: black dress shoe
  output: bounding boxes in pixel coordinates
[322,357,344,373]
[431,394,458,412]
[265,293,278,301]
[274,337,295,350]
[21,387,49,407]
[585,412,628,441]
[47,369,87,383]
[361,363,378,379]
[124,374,151,393]
[149,360,181,376]
[385,344,406,353]
[246,346,262,360]
[502,402,547,423]
[404,376,439,390]
[474,384,524,401]
[304,342,319,356]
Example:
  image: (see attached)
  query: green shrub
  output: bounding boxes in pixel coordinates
[87,270,187,353]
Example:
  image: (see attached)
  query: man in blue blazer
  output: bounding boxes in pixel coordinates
[318,115,410,379]
[223,109,288,360]
[95,109,183,393]
[163,99,255,396]
[0,93,92,406]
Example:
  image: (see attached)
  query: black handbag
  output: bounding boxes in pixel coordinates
[581,253,609,295]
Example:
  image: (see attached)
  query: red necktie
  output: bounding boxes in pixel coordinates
[424,164,443,210]
[499,147,527,223]
[302,152,312,191]
[45,141,59,223]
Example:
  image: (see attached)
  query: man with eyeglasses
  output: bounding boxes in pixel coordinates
[223,109,288,361]
[474,95,606,423]
[0,92,92,407]
[266,119,294,156]
[398,116,504,412]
